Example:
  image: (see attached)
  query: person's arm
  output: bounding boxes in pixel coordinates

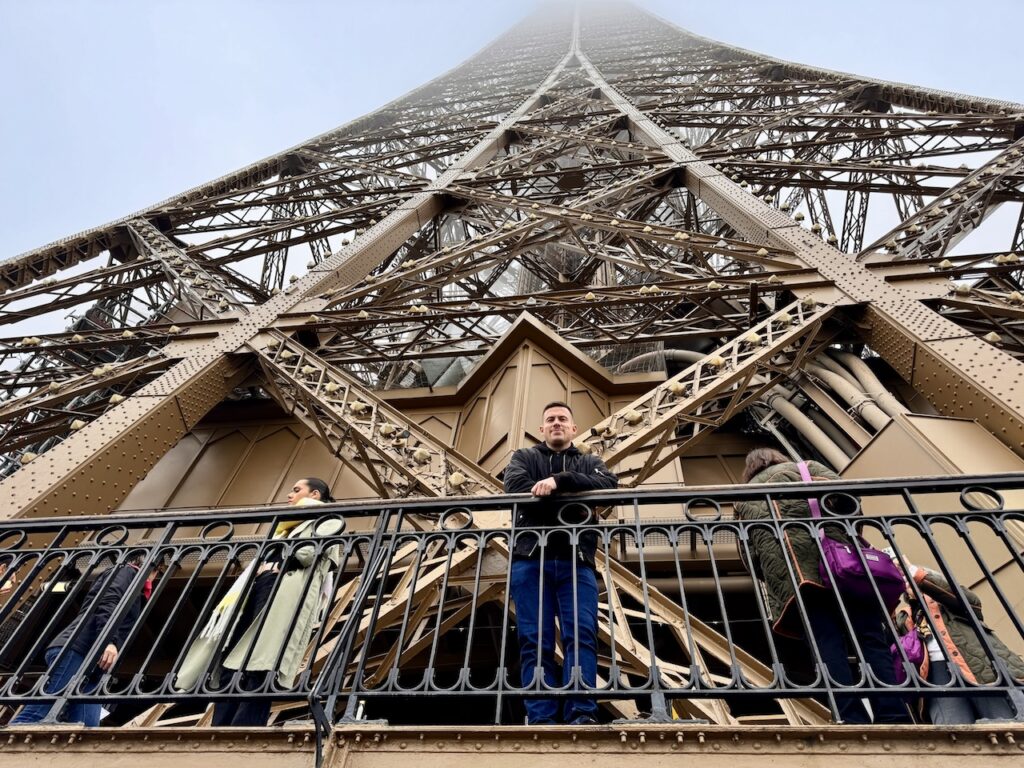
[91,566,139,670]
[503,450,535,493]
[290,518,345,569]
[913,565,984,620]
[553,455,618,492]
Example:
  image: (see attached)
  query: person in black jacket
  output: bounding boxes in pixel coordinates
[503,401,618,725]
[10,554,158,726]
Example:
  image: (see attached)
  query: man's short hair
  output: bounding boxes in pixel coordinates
[541,401,572,416]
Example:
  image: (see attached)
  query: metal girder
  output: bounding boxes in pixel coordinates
[0,355,174,458]
[127,218,249,319]
[573,28,1024,457]
[859,139,1024,262]
[280,273,824,367]
[577,6,1024,270]
[250,331,499,497]
[3,4,1024,736]
[0,11,577,491]
[579,299,836,485]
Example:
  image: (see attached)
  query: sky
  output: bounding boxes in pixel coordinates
[1,0,1022,259]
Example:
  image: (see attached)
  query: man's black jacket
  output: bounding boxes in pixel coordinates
[48,563,146,657]
[503,443,618,566]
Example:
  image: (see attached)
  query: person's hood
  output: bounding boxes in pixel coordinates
[534,441,580,456]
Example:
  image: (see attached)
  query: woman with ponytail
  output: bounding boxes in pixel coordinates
[176,478,342,726]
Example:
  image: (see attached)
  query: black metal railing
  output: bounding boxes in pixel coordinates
[1,474,1023,735]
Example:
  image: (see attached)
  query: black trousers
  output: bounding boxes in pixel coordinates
[804,591,911,723]
[212,569,279,727]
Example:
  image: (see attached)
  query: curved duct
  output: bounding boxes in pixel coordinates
[814,354,861,388]
[763,386,850,471]
[830,351,909,419]
[805,363,890,431]
[804,407,860,458]
[617,348,704,374]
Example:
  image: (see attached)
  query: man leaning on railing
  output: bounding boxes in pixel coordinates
[502,401,618,725]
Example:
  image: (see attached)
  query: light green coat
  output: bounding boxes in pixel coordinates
[175,514,342,690]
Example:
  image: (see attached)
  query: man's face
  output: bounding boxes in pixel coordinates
[539,406,577,449]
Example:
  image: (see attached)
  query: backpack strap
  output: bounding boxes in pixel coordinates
[796,461,824,521]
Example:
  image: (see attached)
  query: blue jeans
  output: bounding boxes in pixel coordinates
[926,660,1016,724]
[10,647,102,726]
[509,557,599,723]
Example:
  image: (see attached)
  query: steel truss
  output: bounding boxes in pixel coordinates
[2,0,1024,730]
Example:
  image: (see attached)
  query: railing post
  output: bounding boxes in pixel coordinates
[312,504,393,729]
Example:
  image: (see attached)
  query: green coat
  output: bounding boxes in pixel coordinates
[734,460,851,638]
[896,567,1024,685]
[176,515,342,691]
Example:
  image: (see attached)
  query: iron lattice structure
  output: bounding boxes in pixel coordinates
[3,0,1024,735]
[2,4,1024,526]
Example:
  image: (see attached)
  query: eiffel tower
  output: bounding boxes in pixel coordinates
[2,0,1024,756]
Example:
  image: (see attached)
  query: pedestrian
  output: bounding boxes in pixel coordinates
[734,447,910,724]
[175,477,342,727]
[10,553,158,726]
[894,562,1024,723]
[503,401,618,725]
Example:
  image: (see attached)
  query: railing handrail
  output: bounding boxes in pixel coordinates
[4,471,1024,532]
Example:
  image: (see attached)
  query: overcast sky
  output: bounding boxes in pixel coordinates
[2,0,1021,258]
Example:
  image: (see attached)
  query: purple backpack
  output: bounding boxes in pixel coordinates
[891,628,925,683]
[797,461,905,610]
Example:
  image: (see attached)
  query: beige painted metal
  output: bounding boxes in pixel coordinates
[580,299,835,485]
[0,40,575,519]
[3,1,1024,746]
[1,723,1022,768]
[843,414,1024,653]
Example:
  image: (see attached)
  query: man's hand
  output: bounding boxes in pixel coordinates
[98,644,119,671]
[531,477,558,497]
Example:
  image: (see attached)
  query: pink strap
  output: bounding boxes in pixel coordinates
[796,461,823,519]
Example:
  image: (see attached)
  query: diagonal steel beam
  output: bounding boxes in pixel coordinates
[578,299,835,484]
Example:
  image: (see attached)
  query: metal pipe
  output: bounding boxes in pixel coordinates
[805,407,859,459]
[616,348,703,374]
[748,403,803,462]
[646,575,755,594]
[806,363,890,431]
[814,353,860,388]
[764,387,850,471]
[831,350,910,418]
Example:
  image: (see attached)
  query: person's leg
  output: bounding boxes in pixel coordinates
[971,693,1016,722]
[211,699,240,727]
[66,701,103,728]
[64,671,103,727]
[10,647,83,725]
[804,595,870,724]
[212,668,249,726]
[509,558,560,724]
[926,660,975,725]
[845,602,911,723]
[228,671,273,726]
[556,561,599,723]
